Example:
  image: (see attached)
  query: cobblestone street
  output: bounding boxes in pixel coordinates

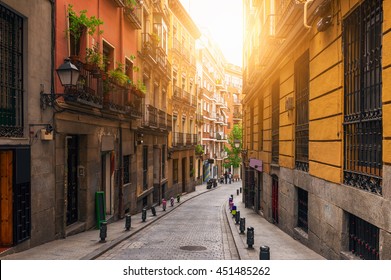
[98,183,240,260]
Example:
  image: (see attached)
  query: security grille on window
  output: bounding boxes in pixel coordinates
[295,51,309,172]
[0,5,24,138]
[297,188,308,233]
[123,155,130,184]
[343,0,382,195]
[349,213,379,260]
[271,79,280,164]
[143,146,148,190]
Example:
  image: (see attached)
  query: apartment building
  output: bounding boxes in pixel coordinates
[242,0,391,259]
[166,0,200,196]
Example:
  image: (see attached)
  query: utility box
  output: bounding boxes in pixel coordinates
[40,129,53,140]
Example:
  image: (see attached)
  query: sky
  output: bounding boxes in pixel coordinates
[179,0,243,67]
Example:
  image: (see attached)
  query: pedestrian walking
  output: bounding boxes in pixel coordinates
[224,171,228,184]
[170,196,174,207]
[229,172,232,184]
[162,198,167,211]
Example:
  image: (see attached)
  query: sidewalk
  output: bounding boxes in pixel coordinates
[224,182,325,260]
[0,184,215,260]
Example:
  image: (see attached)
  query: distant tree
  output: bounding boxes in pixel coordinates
[223,124,242,170]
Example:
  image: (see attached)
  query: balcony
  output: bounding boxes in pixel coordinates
[141,33,157,62]
[275,0,299,38]
[233,111,243,119]
[173,85,182,99]
[124,4,142,29]
[142,104,158,127]
[172,37,182,55]
[216,132,227,142]
[156,47,167,74]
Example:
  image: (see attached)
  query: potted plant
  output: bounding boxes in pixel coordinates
[66,4,104,57]
[124,0,138,11]
[85,44,105,71]
[195,144,204,155]
[136,79,146,95]
[108,62,130,86]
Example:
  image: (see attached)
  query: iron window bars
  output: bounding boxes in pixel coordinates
[343,0,383,195]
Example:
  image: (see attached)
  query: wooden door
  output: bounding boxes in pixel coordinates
[0,151,13,246]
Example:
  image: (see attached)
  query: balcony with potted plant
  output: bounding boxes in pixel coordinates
[124,0,142,29]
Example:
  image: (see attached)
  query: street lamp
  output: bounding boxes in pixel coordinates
[234,139,241,149]
[40,58,80,109]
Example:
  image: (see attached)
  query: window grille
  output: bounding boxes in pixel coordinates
[271,79,280,164]
[295,51,309,172]
[0,5,24,137]
[343,0,383,195]
[143,146,148,190]
[349,213,379,260]
[123,155,130,184]
[297,188,308,232]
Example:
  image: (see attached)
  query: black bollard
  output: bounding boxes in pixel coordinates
[151,206,156,216]
[177,195,180,203]
[235,210,241,224]
[231,194,234,199]
[260,246,270,260]
[125,214,131,230]
[239,218,246,234]
[247,227,254,248]
[142,208,147,222]
[237,189,239,196]
[99,221,107,243]
[240,187,242,193]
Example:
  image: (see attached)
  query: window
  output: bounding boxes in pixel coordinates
[162,145,166,179]
[250,106,254,150]
[295,51,309,172]
[0,5,23,138]
[103,41,114,72]
[348,213,379,260]
[258,97,263,151]
[297,188,308,232]
[123,155,130,184]
[271,79,280,164]
[173,159,178,184]
[189,156,194,177]
[143,146,148,190]
[343,0,382,195]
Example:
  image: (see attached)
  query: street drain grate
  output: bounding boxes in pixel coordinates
[180,245,207,251]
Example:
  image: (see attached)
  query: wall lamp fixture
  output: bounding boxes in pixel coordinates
[40,58,80,110]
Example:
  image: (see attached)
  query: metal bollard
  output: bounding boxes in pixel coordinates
[142,208,147,222]
[125,214,131,230]
[170,197,174,207]
[239,218,246,234]
[151,206,156,216]
[177,194,180,203]
[240,187,242,193]
[99,221,107,243]
[237,189,239,196]
[231,194,234,199]
[259,246,270,260]
[235,210,241,224]
[247,227,254,248]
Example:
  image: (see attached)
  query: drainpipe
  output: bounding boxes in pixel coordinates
[118,127,124,219]
[303,0,314,29]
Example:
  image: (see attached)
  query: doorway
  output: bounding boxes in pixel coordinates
[0,151,13,247]
[67,136,78,226]
[101,152,114,216]
[181,157,186,193]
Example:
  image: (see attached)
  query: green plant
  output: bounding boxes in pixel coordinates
[195,144,204,155]
[124,0,138,10]
[136,79,146,94]
[108,62,130,86]
[67,4,104,55]
[85,44,105,70]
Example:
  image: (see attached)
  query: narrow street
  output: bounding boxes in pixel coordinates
[97,182,241,260]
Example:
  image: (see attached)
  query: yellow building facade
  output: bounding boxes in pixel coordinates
[243,0,391,259]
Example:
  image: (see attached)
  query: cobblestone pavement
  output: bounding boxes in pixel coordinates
[98,183,240,260]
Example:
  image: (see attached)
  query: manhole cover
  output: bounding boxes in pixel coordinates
[180,245,207,251]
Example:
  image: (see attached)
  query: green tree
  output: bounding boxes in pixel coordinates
[223,124,242,170]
